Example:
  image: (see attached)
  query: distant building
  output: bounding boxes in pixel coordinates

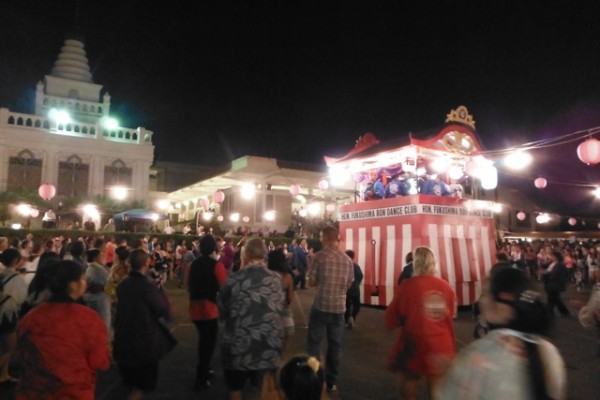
[0,35,154,203]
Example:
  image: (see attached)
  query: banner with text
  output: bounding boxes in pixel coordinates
[340,203,494,221]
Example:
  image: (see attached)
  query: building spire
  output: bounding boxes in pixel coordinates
[50,35,93,83]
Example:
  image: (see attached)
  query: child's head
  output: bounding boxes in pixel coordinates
[279,355,325,400]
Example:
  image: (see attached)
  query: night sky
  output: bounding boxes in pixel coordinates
[2,1,600,219]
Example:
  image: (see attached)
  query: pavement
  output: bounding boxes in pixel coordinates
[2,280,600,400]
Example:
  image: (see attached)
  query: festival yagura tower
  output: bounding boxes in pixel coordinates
[325,106,498,306]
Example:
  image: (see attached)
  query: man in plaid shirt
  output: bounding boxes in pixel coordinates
[307,225,354,392]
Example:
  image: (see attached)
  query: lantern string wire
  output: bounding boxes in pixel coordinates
[480,126,600,157]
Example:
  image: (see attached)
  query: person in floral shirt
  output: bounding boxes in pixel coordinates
[218,237,284,400]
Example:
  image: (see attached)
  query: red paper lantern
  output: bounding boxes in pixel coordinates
[517,211,526,221]
[568,217,577,226]
[38,183,56,201]
[290,184,301,196]
[213,190,225,204]
[577,137,600,165]
[534,177,547,189]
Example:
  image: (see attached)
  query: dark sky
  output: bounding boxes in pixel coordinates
[2,0,600,219]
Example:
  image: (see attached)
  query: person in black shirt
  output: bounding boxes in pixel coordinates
[397,252,414,285]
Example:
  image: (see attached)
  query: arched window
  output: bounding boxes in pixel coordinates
[8,116,15,125]
[7,149,42,191]
[104,159,132,187]
[58,154,89,197]
[34,120,41,128]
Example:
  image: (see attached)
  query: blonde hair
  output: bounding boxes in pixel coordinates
[413,246,437,275]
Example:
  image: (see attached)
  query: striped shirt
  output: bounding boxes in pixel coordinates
[309,246,354,313]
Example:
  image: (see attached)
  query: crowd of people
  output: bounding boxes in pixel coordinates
[0,229,599,399]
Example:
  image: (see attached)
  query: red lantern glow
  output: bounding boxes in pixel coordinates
[517,211,526,221]
[38,183,56,201]
[534,177,547,189]
[577,137,600,165]
[213,190,225,204]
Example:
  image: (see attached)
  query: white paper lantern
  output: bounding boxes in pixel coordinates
[326,203,336,212]
[517,211,526,221]
[216,215,224,222]
[213,190,225,204]
[242,216,250,223]
[290,184,301,196]
[29,209,40,218]
[534,177,547,189]
[480,166,497,190]
[568,217,577,226]
[318,179,329,190]
[577,137,600,165]
[200,198,210,208]
[448,165,463,180]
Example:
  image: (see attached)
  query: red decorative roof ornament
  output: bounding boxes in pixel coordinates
[324,132,380,165]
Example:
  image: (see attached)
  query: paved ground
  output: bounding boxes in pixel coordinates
[2,280,599,399]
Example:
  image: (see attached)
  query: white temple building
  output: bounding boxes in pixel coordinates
[0,35,154,204]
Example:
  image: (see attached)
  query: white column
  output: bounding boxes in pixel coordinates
[88,156,105,197]
[132,161,150,203]
[42,150,59,185]
[0,146,8,191]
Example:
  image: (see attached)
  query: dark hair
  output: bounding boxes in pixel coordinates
[496,252,510,263]
[86,248,102,263]
[488,268,551,399]
[268,248,287,273]
[0,248,22,268]
[345,249,355,260]
[552,250,564,262]
[93,238,104,249]
[28,252,61,295]
[279,355,325,400]
[48,260,84,296]
[69,241,85,258]
[129,248,148,271]
[405,251,413,263]
[200,234,217,256]
[115,246,130,262]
